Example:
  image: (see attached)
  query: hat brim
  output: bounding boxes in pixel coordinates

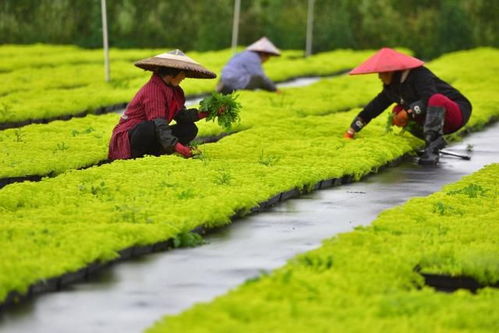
[134,58,217,79]
[349,62,424,75]
[349,48,424,75]
[248,49,281,57]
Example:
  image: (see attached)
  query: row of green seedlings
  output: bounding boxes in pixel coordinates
[0,48,497,303]
[0,45,371,95]
[0,109,413,303]
[0,48,235,97]
[0,47,375,123]
[0,45,300,73]
[0,73,380,179]
[1,47,497,180]
[0,97,493,302]
[147,163,499,333]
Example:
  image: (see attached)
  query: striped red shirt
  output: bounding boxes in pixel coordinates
[108,74,185,160]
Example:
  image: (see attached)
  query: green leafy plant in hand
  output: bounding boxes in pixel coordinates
[399,120,418,136]
[385,111,394,133]
[386,111,418,136]
[200,92,241,130]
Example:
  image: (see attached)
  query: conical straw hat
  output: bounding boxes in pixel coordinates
[246,37,281,56]
[135,49,216,79]
[349,48,424,75]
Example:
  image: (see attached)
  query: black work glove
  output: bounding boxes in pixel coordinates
[408,100,426,118]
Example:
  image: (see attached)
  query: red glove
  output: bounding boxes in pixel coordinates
[343,129,355,139]
[174,143,193,158]
[198,111,209,120]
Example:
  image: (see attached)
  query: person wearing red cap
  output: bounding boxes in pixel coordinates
[108,50,219,161]
[344,48,472,165]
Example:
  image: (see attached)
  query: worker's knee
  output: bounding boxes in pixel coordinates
[172,122,198,144]
[129,120,162,157]
[427,93,449,108]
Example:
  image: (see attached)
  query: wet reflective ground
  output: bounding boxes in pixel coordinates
[1,123,498,333]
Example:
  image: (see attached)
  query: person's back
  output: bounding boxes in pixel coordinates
[217,36,281,94]
[220,50,264,91]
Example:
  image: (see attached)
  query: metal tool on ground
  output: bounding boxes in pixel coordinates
[417,147,472,164]
[439,149,471,160]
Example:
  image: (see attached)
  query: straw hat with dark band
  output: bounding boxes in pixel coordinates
[135,49,217,79]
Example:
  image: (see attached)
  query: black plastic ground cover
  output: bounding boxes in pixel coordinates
[0,103,128,131]
[0,175,43,189]
[422,273,499,293]
[0,239,174,311]
[0,160,111,190]
[0,154,407,311]
[0,132,234,189]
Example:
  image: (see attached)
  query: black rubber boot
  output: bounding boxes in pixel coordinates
[419,106,446,165]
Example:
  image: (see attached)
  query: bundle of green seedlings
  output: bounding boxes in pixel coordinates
[199,92,242,130]
[148,163,499,332]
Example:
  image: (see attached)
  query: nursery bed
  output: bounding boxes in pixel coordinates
[1,121,498,333]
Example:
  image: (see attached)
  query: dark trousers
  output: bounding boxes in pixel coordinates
[128,120,198,158]
[216,76,269,95]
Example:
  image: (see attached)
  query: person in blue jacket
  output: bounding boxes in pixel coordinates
[217,37,281,94]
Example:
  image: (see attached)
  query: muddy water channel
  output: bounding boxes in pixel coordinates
[1,123,499,333]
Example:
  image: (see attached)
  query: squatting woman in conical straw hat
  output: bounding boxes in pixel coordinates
[343,48,472,165]
[109,50,224,160]
[217,37,282,94]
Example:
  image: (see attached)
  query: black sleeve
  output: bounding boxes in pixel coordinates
[153,118,178,149]
[357,90,393,124]
[412,67,437,105]
[174,108,200,123]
